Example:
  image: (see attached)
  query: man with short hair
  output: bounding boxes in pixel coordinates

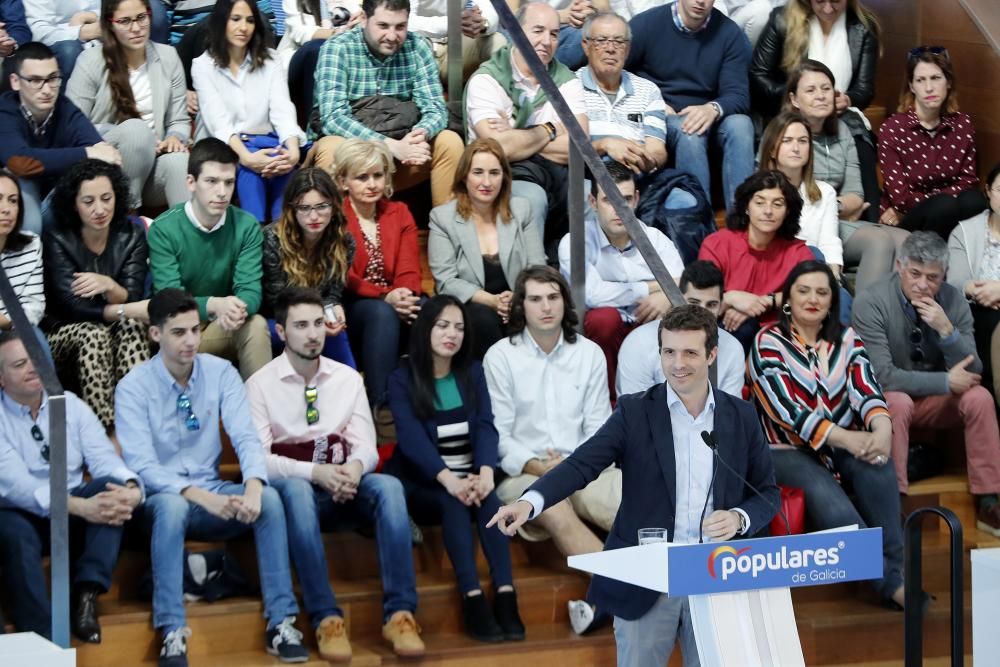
[852,231,1000,534]
[465,1,590,242]
[489,304,779,665]
[246,287,425,662]
[483,265,614,635]
[0,41,121,233]
[557,161,683,398]
[0,331,142,644]
[147,137,271,380]
[617,260,746,397]
[116,289,308,667]
[625,0,754,208]
[309,0,463,208]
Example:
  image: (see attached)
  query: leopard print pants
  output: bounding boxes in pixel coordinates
[47,318,151,429]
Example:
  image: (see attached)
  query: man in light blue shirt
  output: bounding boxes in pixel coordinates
[0,330,141,643]
[115,289,308,667]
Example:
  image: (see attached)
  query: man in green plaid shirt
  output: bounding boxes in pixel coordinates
[308,0,463,207]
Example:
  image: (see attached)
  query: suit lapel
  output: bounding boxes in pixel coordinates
[455,212,485,285]
[645,385,677,522]
[145,44,166,139]
[711,393,734,510]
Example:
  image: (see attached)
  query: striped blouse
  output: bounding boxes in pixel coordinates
[748,323,889,451]
[0,232,44,325]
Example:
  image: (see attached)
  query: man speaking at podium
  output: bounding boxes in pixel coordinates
[489,305,778,666]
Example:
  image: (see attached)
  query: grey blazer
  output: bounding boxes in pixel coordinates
[428,196,546,303]
[66,42,190,143]
[947,210,989,291]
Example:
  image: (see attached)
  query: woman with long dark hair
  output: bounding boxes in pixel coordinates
[192,0,305,222]
[45,160,150,429]
[66,0,190,210]
[386,294,523,644]
[262,168,355,365]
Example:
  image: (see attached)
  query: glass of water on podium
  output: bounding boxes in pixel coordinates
[638,528,667,544]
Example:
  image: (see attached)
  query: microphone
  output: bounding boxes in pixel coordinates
[697,448,718,544]
[699,430,790,537]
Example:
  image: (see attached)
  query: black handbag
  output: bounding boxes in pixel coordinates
[907,443,946,483]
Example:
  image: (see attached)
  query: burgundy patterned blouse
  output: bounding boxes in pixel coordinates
[362,227,390,289]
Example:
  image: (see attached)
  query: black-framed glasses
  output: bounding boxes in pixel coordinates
[909,326,925,363]
[177,393,200,431]
[305,386,319,425]
[31,424,49,463]
[293,202,333,216]
[908,45,950,61]
[15,74,62,91]
[111,12,150,29]
[585,36,630,50]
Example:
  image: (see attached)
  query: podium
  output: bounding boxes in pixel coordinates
[568,526,884,666]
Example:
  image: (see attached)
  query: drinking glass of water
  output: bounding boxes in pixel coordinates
[637,528,667,545]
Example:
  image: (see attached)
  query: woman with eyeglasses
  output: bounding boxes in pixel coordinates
[336,138,423,406]
[877,48,987,240]
[262,168,355,366]
[192,0,305,223]
[386,294,524,643]
[66,0,190,211]
[949,161,1000,407]
[45,159,150,430]
[748,259,908,610]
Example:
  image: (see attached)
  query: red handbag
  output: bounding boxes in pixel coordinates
[771,485,806,535]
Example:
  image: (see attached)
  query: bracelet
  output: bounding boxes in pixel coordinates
[117,304,126,324]
[541,122,557,142]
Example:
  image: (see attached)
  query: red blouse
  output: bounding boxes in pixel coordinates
[344,198,422,298]
[877,109,979,215]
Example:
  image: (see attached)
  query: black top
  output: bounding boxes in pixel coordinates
[481,253,509,294]
[261,223,356,316]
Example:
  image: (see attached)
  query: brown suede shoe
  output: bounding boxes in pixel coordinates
[977,503,1000,537]
[382,610,425,657]
[316,615,351,663]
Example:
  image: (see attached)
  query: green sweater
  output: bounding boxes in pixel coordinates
[148,204,264,320]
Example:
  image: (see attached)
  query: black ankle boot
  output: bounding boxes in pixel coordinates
[461,593,503,643]
[72,582,102,644]
[493,589,525,641]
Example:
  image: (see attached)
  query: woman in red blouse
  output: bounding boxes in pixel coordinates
[698,170,815,351]
[878,48,987,240]
[335,138,423,405]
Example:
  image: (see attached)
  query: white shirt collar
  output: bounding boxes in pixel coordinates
[184,200,227,234]
[665,381,716,421]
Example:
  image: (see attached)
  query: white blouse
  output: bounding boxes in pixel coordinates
[797,180,843,267]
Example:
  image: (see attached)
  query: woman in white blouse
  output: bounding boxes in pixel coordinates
[66,0,190,210]
[192,0,306,223]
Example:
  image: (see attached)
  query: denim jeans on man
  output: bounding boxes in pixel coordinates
[665,113,754,208]
[0,475,126,638]
[271,474,418,627]
[143,481,299,632]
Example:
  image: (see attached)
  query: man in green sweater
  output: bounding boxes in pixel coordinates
[148,138,271,379]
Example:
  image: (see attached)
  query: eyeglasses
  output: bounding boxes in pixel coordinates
[294,203,333,216]
[177,393,200,431]
[15,74,62,91]
[31,424,49,463]
[304,386,319,425]
[586,37,630,50]
[908,45,950,61]
[111,12,150,29]
[909,325,925,364]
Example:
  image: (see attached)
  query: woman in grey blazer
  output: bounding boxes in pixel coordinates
[429,139,546,358]
[66,0,190,210]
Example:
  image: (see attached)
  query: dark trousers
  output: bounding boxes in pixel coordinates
[0,476,126,638]
[466,302,505,360]
[855,136,881,224]
[900,189,988,240]
[288,38,326,131]
[345,296,404,406]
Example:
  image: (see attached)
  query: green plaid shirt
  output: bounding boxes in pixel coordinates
[314,27,447,140]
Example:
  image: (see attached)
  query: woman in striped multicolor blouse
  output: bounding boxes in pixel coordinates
[748,259,908,610]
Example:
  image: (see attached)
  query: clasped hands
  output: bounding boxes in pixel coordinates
[312,460,364,503]
[440,467,495,508]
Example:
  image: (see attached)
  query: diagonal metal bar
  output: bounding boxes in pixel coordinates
[0,266,69,648]
[447,0,464,125]
[487,0,686,308]
[568,142,586,329]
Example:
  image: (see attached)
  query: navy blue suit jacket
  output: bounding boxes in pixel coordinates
[526,383,779,621]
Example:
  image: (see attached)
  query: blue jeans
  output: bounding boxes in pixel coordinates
[267,318,356,369]
[613,594,699,667]
[272,475,417,626]
[400,477,512,595]
[345,297,402,406]
[556,25,586,69]
[771,447,904,601]
[143,482,299,632]
[510,180,548,241]
[49,40,83,80]
[17,178,54,234]
[0,476,126,638]
[149,0,170,43]
[665,113,754,209]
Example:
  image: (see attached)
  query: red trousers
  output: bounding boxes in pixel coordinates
[584,307,635,401]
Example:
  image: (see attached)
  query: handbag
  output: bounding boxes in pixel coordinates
[771,485,806,535]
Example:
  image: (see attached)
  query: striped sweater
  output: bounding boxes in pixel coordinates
[0,232,44,325]
[748,323,888,451]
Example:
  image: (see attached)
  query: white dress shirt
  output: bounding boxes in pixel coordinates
[192,49,306,146]
[616,320,746,398]
[483,330,611,477]
[557,212,684,323]
[797,180,843,267]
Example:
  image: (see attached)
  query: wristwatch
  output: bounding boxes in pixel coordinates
[708,101,723,119]
[733,510,748,535]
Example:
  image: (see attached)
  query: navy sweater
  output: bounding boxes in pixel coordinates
[0,92,102,188]
[625,6,751,116]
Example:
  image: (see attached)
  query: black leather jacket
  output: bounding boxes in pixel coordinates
[43,220,148,327]
[750,6,879,119]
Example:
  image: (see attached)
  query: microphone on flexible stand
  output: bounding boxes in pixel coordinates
[697,445,718,544]
[700,430,790,537]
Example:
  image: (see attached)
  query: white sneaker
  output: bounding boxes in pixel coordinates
[568,599,594,636]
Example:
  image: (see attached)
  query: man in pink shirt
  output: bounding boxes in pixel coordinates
[245,286,424,662]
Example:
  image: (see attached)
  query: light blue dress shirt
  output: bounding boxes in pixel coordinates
[115,353,268,495]
[0,390,138,517]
